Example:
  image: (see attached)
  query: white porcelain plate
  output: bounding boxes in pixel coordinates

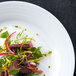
[0,1,75,76]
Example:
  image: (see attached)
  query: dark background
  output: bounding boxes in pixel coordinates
[0,0,76,76]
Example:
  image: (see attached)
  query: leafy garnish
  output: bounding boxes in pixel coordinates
[0,67,2,70]
[31,47,43,59]
[31,47,36,52]
[0,30,52,76]
[6,55,17,61]
[0,59,5,64]
[10,68,21,75]
[0,59,5,69]
[0,63,2,67]
[4,49,8,52]
[0,31,9,38]
[0,46,3,50]
[8,39,11,46]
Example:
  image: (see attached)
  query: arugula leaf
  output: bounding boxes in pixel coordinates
[0,63,2,67]
[0,59,5,64]
[31,47,43,59]
[0,59,5,68]
[31,47,36,52]
[0,31,9,38]
[26,72,34,76]
[6,55,17,61]
[5,39,11,46]
[0,67,2,70]
[10,68,21,75]
[35,47,43,58]
[4,49,8,52]
[0,46,3,50]
[8,39,11,46]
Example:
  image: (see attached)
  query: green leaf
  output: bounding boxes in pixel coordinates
[35,47,43,58]
[0,63,2,67]
[0,67,2,70]
[10,68,21,75]
[0,59,5,64]
[4,49,8,52]
[0,31,9,38]
[30,47,43,59]
[3,39,11,47]
[0,59,5,68]
[8,40,11,46]
[0,46,3,50]
[5,39,11,46]
[26,72,34,76]
[31,47,36,52]
[6,55,17,61]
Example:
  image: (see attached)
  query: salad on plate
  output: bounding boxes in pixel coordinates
[0,26,52,76]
